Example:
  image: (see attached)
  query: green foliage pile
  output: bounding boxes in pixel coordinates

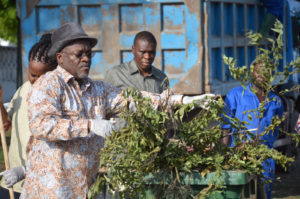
[89,21,300,199]
[0,0,17,44]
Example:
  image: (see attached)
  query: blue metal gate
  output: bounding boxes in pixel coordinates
[17,0,204,94]
[17,0,280,95]
[204,0,265,95]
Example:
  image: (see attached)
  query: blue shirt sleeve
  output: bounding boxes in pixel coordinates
[222,89,237,129]
[262,95,285,148]
[277,97,284,117]
[274,96,284,136]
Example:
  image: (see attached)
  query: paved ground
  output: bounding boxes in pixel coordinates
[272,147,300,199]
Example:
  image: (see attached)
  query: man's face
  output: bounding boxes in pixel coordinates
[132,39,156,71]
[252,63,265,82]
[251,62,267,89]
[57,40,92,79]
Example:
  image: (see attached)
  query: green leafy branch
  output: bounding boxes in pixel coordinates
[89,20,299,199]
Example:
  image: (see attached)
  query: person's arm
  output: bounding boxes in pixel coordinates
[221,91,237,146]
[0,85,11,131]
[28,77,120,142]
[103,81,215,115]
[103,67,119,87]
[272,96,284,137]
[0,166,25,188]
[221,129,231,146]
[27,78,91,142]
[161,76,170,91]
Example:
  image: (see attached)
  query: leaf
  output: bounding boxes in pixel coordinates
[149,146,161,155]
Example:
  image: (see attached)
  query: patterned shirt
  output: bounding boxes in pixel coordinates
[295,114,300,134]
[20,66,181,199]
[104,60,169,94]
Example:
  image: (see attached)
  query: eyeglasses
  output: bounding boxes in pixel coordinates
[61,50,95,59]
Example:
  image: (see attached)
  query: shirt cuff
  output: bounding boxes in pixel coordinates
[72,119,90,138]
[170,94,184,105]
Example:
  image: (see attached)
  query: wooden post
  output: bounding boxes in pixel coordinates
[0,112,14,199]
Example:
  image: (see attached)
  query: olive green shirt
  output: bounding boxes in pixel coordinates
[104,60,169,94]
[1,81,31,193]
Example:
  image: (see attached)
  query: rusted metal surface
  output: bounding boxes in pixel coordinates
[26,0,40,18]
[17,0,203,94]
[169,0,202,94]
[18,0,268,95]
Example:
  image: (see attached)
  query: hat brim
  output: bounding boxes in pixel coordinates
[48,35,98,58]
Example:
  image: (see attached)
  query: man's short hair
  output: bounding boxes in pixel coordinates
[133,31,157,47]
[250,57,263,67]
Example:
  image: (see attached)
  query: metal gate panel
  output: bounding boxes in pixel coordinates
[19,0,288,95]
[18,0,203,94]
[204,0,263,95]
[0,47,17,102]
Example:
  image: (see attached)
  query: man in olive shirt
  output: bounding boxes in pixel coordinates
[104,31,168,94]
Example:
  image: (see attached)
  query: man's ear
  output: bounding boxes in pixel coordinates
[56,52,63,65]
[132,45,135,54]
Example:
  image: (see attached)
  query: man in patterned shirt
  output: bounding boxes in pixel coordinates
[20,23,213,199]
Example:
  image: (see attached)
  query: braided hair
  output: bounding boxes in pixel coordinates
[28,33,57,69]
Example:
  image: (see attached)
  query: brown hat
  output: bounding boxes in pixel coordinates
[48,22,97,57]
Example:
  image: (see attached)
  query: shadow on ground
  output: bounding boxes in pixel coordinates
[272,148,300,199]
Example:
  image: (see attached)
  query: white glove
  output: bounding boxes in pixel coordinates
[128,101,137,112]
[182,94,216,109]
[0,166,26,188]
[90,119,124,137]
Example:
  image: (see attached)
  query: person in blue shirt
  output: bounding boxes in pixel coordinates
[222,59,284,199]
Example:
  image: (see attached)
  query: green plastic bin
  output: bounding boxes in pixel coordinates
[142,171,257,199]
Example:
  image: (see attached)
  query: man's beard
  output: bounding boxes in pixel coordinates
[78,72,89,79]
[77,65,90,79]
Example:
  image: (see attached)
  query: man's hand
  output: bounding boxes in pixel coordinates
[182,94,216,109]
[221,129,231,146]
[3,120,11,131]
[0,166,26,188]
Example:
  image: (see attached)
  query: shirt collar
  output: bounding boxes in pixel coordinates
[129,60,160,79]
[246,83,253,94]
[57,65,92,89]
[57,66,73,83]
